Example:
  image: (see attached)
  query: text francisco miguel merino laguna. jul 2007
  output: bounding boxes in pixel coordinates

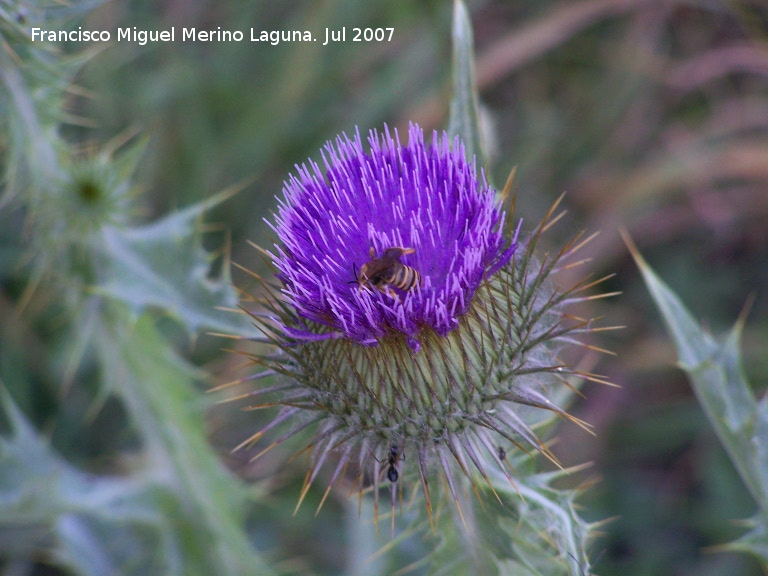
[30,26,395,46]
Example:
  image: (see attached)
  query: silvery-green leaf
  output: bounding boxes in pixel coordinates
[96,192,260,338]
[447,0,488,176]
[0,313,275,576]
[421,452,593,576]
[629,234,768,564]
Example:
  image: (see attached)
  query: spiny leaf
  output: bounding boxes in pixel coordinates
[420,449,593,576]
[725,510,768,565]
[0,385,181,576]
[95,191,261,338]
[92,312,275,576]
[625,231,768,565]
[447,0,489,177]
[0,310,275,576]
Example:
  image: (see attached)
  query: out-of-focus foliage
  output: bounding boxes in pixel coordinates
[1,1,272,574]
[2,0,768,575]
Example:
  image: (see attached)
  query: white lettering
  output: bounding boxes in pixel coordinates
[30,28,110,42]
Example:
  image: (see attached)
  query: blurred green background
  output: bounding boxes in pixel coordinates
[3,0,768,574]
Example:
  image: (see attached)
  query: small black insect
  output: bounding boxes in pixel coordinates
[386,445,401,483]
[497,446,507,461]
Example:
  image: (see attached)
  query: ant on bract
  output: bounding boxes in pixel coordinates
[386,445,401,483]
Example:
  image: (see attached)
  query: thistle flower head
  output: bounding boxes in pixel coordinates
[267,123,514,351]
[230,124,610,522]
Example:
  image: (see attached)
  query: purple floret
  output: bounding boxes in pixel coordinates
[267,123,516,351]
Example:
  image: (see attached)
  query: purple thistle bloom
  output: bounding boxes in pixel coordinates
[232,122,613,536]
[267,124,517,351]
